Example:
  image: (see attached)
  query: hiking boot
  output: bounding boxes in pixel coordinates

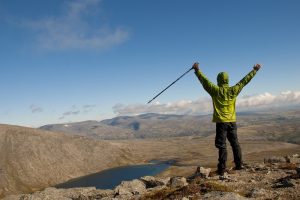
[209,169,224,177]
[233,165,245,170]
[217,169,225,176]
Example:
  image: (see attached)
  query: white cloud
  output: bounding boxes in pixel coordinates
[25,0,129,50]
[237,91,300,108]
[113,91,300,116]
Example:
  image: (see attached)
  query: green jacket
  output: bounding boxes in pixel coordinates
[195,69,258,122]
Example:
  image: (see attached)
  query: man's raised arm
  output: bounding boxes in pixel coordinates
[234,64,261,95]
[193,62,218,96]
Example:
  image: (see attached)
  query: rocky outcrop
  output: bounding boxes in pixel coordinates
[5,155,300,200]
[114,179,147,196]
[168,177,188,188]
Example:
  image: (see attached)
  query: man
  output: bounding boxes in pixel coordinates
[193,62,261,176]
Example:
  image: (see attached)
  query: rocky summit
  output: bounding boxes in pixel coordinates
[4,154,300,200]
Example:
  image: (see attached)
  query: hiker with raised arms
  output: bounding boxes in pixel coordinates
[192,62,261,178]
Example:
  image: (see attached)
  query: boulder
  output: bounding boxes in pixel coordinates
[140,176,166,188]
[114,179,146,196]
[199,167,211,178]
[168,177,188,188]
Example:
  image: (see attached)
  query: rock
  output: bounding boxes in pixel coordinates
[140,176,166,188]
[158,177,171,185]
[191,166,212,179]
[203,191,248,200]
[264,156,287,164]
[249,167,256,173]
[273,178,295,188]
[255,164,267,171]
[219,173,230,181]
[249,179,256,183]
[85,189,115,199]
[114,179,146,196]
[247,188,267,198]
[286,157,300,164]
[199,167,211,178]
[168,177,188,188]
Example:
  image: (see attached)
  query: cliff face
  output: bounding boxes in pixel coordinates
[0,125,133,198]
[4,155,300,200]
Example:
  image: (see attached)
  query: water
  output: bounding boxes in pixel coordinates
[56,161,171,189]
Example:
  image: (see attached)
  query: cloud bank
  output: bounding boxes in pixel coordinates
[25,0,129,50]
[113,91,300,116]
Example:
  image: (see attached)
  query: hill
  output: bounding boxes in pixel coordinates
[39,109,300,144]
[39,113,215,139]
[0,124,134,198]
[40,120,135,140]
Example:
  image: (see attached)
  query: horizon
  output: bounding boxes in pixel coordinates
[0,0,300,127]
[18,104,300,128]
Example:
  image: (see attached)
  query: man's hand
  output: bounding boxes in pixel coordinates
[253,64,261,71]
[193,62,199,71]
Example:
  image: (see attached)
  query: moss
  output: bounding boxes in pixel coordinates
[141,179,247,200]
[141,188,178,200]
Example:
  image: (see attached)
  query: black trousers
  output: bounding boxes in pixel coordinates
[215,122,242,172]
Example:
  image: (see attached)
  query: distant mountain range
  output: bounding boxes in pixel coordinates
[40,113,214,139]
[39,109,300,143]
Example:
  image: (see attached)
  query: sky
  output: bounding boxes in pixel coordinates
[0,0,299,127]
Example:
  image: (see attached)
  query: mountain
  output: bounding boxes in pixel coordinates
[40,120,135,140]
[40,114,214,139]
[39,109,300,143]
[0,124,133,198]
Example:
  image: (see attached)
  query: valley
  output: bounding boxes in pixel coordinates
[1,108,300,198]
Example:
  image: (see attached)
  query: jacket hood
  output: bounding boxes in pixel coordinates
[217,72,229,86]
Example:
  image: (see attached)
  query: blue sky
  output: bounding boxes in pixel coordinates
[0,0,299,127]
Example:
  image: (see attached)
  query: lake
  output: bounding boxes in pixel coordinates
[56,161,172,189]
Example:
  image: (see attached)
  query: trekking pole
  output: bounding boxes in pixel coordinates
[147,66,194,104]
